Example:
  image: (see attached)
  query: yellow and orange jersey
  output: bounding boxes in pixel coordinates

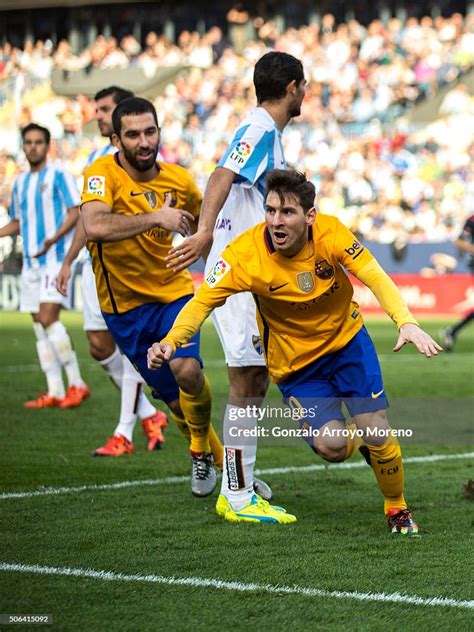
[163,213,417,383]
[81,154,202,314]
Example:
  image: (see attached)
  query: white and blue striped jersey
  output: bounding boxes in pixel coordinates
[10,163,80,268]
[207,107,285,269]
[86,142,117,167]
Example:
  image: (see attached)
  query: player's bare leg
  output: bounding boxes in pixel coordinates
[86,329,116,363]
[313,412,418,534]
[228,366,269,403]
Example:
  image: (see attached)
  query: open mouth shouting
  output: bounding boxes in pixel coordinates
[271,230,288,246]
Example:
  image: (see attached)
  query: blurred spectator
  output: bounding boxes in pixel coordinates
[226,3,253,55]
[1,12,473,249]
[439,82,471,116]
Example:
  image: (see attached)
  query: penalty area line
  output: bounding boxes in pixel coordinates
[0,451,472,501]
[0,562,472,610]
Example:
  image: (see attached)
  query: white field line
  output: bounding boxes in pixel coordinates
[0,562,472,610]
[1,452,472,501]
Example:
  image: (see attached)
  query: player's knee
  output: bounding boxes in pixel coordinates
[228,367,268,399]
[86,331,116,361]
[315,444,347,462]
[36,314,59,329]
[354,410,389,447]
[313,436,347,462]
[170,358,203,394]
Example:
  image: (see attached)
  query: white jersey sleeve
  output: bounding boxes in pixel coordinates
[218,123,278,189]
[55,168,81,208]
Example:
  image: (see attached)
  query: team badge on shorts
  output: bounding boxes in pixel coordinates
[297,272,314,293]
[315,259,334,280]
[252,335,263,355]
[144,191,157,209]
[205,258,231,287]
[88,176,105,196]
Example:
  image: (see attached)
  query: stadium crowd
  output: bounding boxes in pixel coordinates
[0,12,473,247]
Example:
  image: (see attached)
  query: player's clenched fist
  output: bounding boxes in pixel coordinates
[147,342,175,369]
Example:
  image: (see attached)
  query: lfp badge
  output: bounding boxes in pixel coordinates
[205,258,231,287]
[235,141,252,157]
[229,140,253,167]
[87,176,105,196]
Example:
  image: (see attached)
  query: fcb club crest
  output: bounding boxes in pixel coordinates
[315,259,334,280]
[144,191,157,209]
[297,272,314,293]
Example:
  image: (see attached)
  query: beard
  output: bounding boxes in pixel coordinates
[122,144,157,172]
[27,155,46,167]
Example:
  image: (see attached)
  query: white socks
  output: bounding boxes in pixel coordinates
[221,404,257,510]
[46,321,85,388]
[98,347,123,390]
[33,322,65,398]
[113,355,156,441]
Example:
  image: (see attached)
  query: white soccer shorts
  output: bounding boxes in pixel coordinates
[82,259,107,331]
[20,261,72,312]
[211,291,266,367]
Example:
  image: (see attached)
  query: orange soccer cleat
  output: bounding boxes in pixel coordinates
[24,393,62,408]
[142,410,168,451]
[58,384,90,409]
[94,433,134,457]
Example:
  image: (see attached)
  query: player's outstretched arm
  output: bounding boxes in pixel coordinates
[166,167,235,272]
[82,196,194,242]
[393,323,443,357]
[147,342,175,370]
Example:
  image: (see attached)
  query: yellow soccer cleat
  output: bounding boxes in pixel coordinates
[216,494,297,524]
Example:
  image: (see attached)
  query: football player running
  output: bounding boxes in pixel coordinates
[148,169,442,532]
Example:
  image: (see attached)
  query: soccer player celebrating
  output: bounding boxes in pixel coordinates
[80,97,221,495]
[56,86,168,456]
[166,51,306,510]
[0,123,88,408]
[148,170,442,532]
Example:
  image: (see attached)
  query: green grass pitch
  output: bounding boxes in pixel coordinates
[0,311,472,631]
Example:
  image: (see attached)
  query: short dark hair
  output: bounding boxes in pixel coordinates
[265,169,315,213]
[254,52,304,104]
[94,85,134,104]
[21,123,50,144]
[112,97,159,135]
